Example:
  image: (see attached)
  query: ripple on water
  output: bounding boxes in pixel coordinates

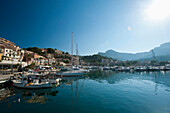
[0,71,170,113]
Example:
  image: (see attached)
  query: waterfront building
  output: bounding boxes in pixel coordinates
[0,45,4,60]
[49,58,56,65]
[0,37,24,62]
[55,49,63,54]
[47,53,54,59]
[0,38,26,70]
[0,37,16,49]
[24,50,47,65]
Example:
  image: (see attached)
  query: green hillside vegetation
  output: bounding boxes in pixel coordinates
[24,47,71,60]
[81,55,116,66]
[25,47,66,55]
[26,47,43,55]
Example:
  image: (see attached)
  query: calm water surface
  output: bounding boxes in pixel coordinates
[1,70,170,113]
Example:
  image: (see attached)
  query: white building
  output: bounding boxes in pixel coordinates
[0,38,26,69]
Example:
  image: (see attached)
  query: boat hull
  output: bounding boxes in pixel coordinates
[55,72,84,77]
[13,83,52,89]
[48,78,62,84]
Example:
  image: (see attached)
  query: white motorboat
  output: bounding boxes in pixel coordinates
[55,33,85,77]
[78,69,89,73]
[55,70,84,77]
[48,78,62,84]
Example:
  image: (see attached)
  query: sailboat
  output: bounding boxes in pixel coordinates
[56,32,84,77]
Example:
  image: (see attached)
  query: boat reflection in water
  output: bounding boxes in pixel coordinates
[0,76,83,105]
[0,83,60,105]
[1,70,170,113]
[0,87,16,102]
[20,89,59,104]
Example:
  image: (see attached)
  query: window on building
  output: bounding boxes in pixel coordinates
[6,50,8,52]
[13,55,15,57]
[9,54,11,56]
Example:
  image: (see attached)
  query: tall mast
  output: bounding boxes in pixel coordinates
[76,43,79,67]
[71,32,73,67]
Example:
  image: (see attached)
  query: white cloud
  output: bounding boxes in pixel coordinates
[128,26,131,31]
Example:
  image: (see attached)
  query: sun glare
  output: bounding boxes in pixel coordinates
[145,0,170,21]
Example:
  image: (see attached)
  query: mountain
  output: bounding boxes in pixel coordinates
[138,55,170,61]
[98,42,170,61]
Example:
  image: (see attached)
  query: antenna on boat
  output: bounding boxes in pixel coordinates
[76,43,79,67]
[71,32,73,68]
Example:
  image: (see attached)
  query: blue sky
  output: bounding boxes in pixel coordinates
[0,0,170,55]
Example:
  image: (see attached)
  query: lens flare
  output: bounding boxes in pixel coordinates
[145,0,170,21]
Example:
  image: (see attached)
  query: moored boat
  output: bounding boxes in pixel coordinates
[55,32,85,77]
[55,70,84,77]
[12,77,52,89]
[13,82,52,89]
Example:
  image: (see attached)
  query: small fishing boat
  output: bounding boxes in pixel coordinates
[12,77,52,89]
[13,82,52,89]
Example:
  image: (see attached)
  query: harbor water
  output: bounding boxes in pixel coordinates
[1,70,170,113]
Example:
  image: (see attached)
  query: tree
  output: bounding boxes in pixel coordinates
[52,62,56,66]
[159,61,167,66]
[26,47,42,55]
[30,62,35,69]
[151,60,157,66]
[1,55,6,60]
[81,54,116,66]
[47,48,55,53]
[63,60,69,63]
[57,62,60,66]
[25,54,31,65]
